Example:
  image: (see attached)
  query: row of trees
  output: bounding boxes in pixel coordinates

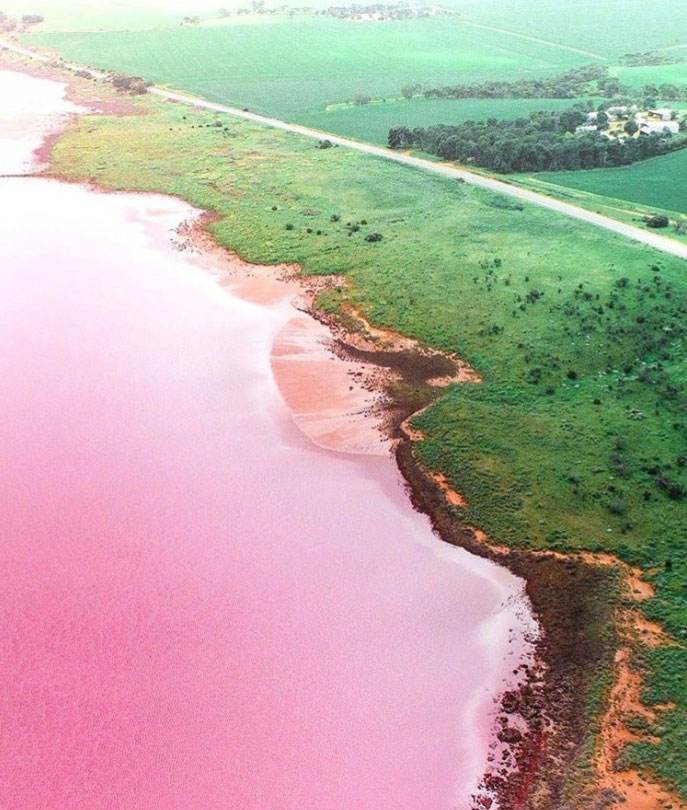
[419,64,608,101]
[413,64,687,105]
[322,3,452,21]
[619,51,685,67]
[388,108,687,173]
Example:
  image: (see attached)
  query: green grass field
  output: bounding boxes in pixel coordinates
[450,0,687,58]
[300,96,590,143]
[526,148,687,215]
[45,88,687,798]
[615,63,687,89]
[24,16,591,119]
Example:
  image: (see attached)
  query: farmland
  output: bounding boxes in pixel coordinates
[39,77,687,800]
[300,96,589,144]
[522,147,687,217]
[23,16,591,121]
[615,62,687,90]
[450,0,687,58]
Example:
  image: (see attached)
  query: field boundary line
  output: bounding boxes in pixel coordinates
[457,19,608,61]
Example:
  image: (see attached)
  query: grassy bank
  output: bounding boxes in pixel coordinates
[45,84,687,800]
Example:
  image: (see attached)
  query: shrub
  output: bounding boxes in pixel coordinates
[365,232,383,242]
[646,215,670,229]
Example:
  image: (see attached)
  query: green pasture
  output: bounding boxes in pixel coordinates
[615,63,687,89]
[300,96,590,143]
[450,0,687,58]
[528,148,687,215]
[24,16,591,118]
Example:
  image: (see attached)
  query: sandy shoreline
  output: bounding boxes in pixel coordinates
[4,52,681,810]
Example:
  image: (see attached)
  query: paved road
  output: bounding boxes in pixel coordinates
[3,36,687,261]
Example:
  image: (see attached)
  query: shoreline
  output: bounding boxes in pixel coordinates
[1,60,537,807]
[2,53,682,809]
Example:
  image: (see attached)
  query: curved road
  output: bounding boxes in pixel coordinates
[3,36,687,261]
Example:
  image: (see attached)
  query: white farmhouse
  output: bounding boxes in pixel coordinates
[637,116,680,135]
[650,107,675,121]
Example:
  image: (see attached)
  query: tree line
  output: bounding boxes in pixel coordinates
[619,51,685,67]
[417,65,609,101]
[410,64,687,104]
[388,107,687,173]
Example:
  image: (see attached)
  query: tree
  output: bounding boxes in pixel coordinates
[353,93,371,106]
[624,120,639,136]
[388,127,412,149]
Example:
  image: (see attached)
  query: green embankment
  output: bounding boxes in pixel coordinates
[48,96,687,796]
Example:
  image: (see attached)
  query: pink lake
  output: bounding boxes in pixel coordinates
[0,70,534,810]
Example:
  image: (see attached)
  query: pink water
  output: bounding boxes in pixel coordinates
[0,71,534,810]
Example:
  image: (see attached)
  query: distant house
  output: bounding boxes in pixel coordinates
[637,116,680,135]
[576,124,598,133]
[650,107,675,121]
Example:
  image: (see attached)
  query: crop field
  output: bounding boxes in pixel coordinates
[450,0,687,58]
[615,63,687,90]
[528,148,687,216]
[300,96,589,143]
[47,89,687,797]
[24,16,591,119]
